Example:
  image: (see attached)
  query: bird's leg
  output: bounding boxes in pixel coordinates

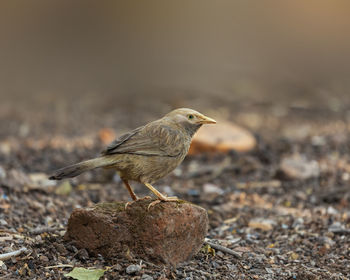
[122,179,138,201]
[122,179,151,209]
[144,183,179,209]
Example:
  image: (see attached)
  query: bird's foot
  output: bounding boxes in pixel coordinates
[125,196,152,209]
[147,196,179,210]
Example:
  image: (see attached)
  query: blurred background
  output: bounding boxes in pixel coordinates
[1,4,350,278]
[1,0,350,137]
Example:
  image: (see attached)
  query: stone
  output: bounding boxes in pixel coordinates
[188,120,256,155]
[39,255,49,262]
[279,155,320,180]
[126,264,141,274]
[65,198,208,266]
[141,274,154,280]
[98,128,116,145]
[203,183,224,195]
[248,218,276,231]
[55,243,67,255]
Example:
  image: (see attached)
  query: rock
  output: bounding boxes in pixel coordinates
[279,155,320,180]
[188,120,256,155]
[65,198,208,266]
[126,264,141,274]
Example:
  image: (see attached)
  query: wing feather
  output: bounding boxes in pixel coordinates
[101,121,184,157]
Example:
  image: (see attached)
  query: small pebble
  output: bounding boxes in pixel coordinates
[35,235,42,242]
[77,248,89,260]
[114,263,122,271]
[327,206,338,215]
[187,189,199,196]
[141,274,154,280]
[0,166,6,179]
[39,255,49,262]
[163,185,175,196]
[126,264,141,274]
[55,243,67,255]
[203,183,224,195]
[0,260,7,270]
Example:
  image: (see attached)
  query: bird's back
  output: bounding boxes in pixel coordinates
[104,119,191,183]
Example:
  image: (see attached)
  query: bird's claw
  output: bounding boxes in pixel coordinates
[147,196,179,211]
[125,196,152,209]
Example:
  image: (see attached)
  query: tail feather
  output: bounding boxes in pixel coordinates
[49,156,116,180]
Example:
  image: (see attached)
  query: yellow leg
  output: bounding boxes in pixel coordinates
[122,180,153,209]
[144,183,179,209]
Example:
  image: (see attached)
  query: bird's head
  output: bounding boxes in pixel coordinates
[165,108,216,136]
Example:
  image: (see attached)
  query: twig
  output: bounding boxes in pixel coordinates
[185,158,235,179]
[0,273,13,279]
[328,228,350,234]
[29,226,63,235]
[0,247,28,261]
[204,239,242,259]
[139,260,162,269]
[45,264,74,269]
[193,268,220,277]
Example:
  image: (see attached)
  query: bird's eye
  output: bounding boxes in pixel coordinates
[188,114,194,120]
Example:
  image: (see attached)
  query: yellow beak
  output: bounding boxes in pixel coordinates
[198,115,216,124]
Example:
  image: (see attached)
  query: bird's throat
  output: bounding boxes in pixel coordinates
[182,122,202,137]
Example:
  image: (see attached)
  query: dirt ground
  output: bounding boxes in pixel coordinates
[0,92,350,279]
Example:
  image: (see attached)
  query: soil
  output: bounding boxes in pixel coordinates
[0,92,350,279]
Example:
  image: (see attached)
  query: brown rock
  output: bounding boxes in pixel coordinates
[65,198,208,266]
[189,120,256,155]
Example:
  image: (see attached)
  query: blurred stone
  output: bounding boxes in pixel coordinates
[0,166,6,179]
[126,264,141,274]
[55,243,67,255]
[0,170,56,192]
[327,206,338,215]
[65,198,208,266]
[77,248,89,260]
[98,128,116,145]
[141,274,154,280]
[55,181,73,196]
[39,255,49,262]
[248,218,276,231]
[0,141,11,155]
[279,155,320,180]
[203,183,224,195]
[29,173,56,189]
[188,120,256,155]
[0,260,7,270]
[328,222,350,234]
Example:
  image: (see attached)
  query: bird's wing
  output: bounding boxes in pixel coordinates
[101,121,184,157]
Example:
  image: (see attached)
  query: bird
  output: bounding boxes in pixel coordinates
[49,108,216,206]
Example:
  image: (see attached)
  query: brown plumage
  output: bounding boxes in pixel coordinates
[49,108,216,204]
